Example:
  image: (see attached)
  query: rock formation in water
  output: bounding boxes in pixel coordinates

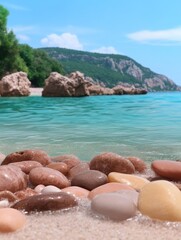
[0,72,31,97]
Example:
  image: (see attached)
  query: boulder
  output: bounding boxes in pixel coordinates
[42,71,90,97]
[88,84,114,95]
[113,85,147,95]
[0,72,31,97]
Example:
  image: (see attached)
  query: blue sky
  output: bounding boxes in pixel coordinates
[1,0,181,85]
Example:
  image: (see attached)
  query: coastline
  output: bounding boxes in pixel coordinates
[30,88,43,96]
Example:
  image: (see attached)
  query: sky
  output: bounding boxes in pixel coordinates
[1,0,181,85]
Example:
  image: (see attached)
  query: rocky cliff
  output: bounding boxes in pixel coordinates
[41,47,181,92]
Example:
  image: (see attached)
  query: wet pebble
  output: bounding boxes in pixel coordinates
[41,185,61,194]
[71,170,108,190]
[0,190,18,203]
[62,186,89,198]
[0,165,27,192]
[90,152,135,175]
[68,162,90,180]
[138,180,181,221]
[51,154,81,170]
[0,208,26,232]
[126,156,147,173]
[29,167,70,189]
[47,162,68,175]
[15,188,37,200]
[9,160,42,174]
[151,160,181,180]
[91,192,137,221]
[108,172,149,191]
[12,192,78,212]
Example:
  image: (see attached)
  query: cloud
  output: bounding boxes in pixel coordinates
[127,27,181,44]
[41,33,83,50]
[92,46,118,54]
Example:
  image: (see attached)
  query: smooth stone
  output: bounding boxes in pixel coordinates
[29,167,70,189]
[108,172,149,191]
[88,182,134,200]
[71,170,108,191]
[116,190,139,206]
[14,188,37,200]
[138,180,181,221]
[90,152,135,175]
[62,186,89,198]
[47,162,68,175]
[68,162,90,180]
[9,160,42,174]
[0,191,18,203]
[41,185,61,194]
[2,149,51,166]
[151,160,181,180]
[0,208,26,232]
[0,199,9,208]
[0,165,27,193]
[126,156,147,173]
[91,192,137,221]
[12,192,78,212]
[0,153,6,164]
[51,154,81,170]
[34,184,45,193]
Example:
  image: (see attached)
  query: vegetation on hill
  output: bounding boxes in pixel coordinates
[0,5,63,87]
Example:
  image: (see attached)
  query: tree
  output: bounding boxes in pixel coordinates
[0,5,27,79]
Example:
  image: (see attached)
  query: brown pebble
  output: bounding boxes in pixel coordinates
[62,186,89,198]
[2,149,51,166]
[51,154,81,170]
[71,170,108,191]
[151,160,181,181]
[12,192,78,212]
[0,208,26,232]
[0,165,27,193]
[9,161,42,174]
[68,162,90,180]
[90,152,135,175]
[29,167,70,189]
[0,191,18,203]
[47,162,68,175]
[126,156,147,173]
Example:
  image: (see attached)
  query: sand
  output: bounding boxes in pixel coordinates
[30,88,43,96]
[0,199,181,240]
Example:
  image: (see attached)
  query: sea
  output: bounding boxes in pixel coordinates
[0,92,181,163]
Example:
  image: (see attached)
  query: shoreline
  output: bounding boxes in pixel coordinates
[30,88,43,96]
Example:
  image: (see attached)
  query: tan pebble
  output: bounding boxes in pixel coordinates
[9,160,42,174]
[15,188,37,200]
[90,152,135,175]
[0,208,26,232]
[108,172,149,191]
[151,160,181,181]
[68,162,90,180]
[62,186,89,198]
[46,162,68,175]
[41,185,61,194]
[0,191,18,202]
[126,156,147,173]
[0,165,27,193]
[138,180,181,221]
[88,182,134,200]
[29,167,70,189]
[34,184,45,193]
[2,149,51,166]
[91,192,137,221]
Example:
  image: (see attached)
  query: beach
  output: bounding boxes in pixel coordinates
[30,88,43,96]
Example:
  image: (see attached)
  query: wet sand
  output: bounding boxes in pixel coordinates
[1,199,181,240]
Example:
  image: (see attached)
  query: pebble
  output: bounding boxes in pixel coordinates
[151,160,181,180]
[62,186,89,198]
[116,190,139,206]
[47,162,68,175]
[14,188,37,200]
[51,154,81,170]
[34,184,45,193]
[71,170,108,190]
[0,199,9,208]
[2,149,51,166]
[68,162,90,180]
[0,191,18,203]
[88,182,134,200]
[0,165,27,193]
[0,152,6,164]
[0,208,26,232]
[108,172,150,191]
[41,185,61,194]
[91,192,137,221]
[29,167,70,189]
[138,180,181,221]
[89,152,135,175]
[12,192,78,212]
[126,156,147,173]
[9,160,42,174]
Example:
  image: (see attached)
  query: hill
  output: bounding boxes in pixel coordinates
[41,47,180,92]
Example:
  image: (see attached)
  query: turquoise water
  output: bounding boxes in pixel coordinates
[0,92,181,162]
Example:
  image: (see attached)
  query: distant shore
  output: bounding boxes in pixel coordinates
[30,88,43,96]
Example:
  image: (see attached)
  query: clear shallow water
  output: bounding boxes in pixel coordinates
[0,92,181,162]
